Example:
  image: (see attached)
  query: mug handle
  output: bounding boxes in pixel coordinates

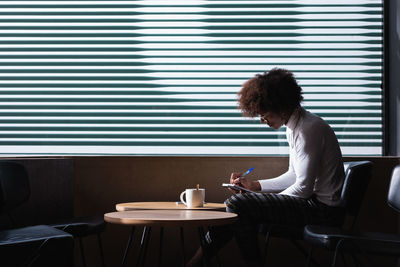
[180,191,187,205]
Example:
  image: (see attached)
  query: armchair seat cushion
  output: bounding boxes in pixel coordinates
[0,225,73,266]
[304,225,400,256]
[0,225,72,245]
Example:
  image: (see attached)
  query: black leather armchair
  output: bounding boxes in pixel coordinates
[304,165,400,267]
[0,161,74,267]
[0,161,106,267]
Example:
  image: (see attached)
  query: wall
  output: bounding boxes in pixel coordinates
[73,156,400,267]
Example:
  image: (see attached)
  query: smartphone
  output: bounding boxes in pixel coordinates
[222,183,255,194]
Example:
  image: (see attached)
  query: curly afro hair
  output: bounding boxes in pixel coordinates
[238,68,303,117]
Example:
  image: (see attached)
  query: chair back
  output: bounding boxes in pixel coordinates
[0,161,30,213]
[388,165,400,213]
[340,161,373,219]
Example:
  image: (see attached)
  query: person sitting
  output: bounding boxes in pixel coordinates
[188,68,346,267]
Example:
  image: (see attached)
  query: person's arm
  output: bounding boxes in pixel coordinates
[258,170,296,193]
[258,155,296,193]
[280,128,323,198]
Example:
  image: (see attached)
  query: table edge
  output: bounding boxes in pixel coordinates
[104,211,237,227]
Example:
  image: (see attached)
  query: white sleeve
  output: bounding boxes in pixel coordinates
[258,155,296,193]
[258,170,296,193]
[280,128,322,198]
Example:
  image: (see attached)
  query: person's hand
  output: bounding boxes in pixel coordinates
[229,172,261,193]
[230,172,243,185]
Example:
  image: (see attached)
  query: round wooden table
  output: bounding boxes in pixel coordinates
[105,209,237,227]
[105,210,237,267]
[116,201,226,211]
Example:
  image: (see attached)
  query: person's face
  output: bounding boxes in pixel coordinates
[260,111,286,130]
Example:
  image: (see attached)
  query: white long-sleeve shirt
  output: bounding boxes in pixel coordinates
[258,107,345,206]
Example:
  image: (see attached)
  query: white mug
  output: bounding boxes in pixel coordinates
[180,188,205,208]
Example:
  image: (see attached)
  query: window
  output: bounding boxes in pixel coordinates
[0,0,382,155]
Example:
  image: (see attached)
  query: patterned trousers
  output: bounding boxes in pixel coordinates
[205,193,345,260]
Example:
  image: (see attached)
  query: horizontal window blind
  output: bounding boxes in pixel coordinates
[0,0,382,155]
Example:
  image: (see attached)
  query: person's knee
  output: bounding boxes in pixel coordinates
[225,194,248,214]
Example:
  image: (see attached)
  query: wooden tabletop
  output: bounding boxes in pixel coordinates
[104,210,237,227]
[116,201,226,211]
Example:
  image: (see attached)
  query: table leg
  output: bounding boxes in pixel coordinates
[158,227,164,267]
[136,226,151,266]
[141,227,152,267]
[180,227,186,267]
[121,226,135,267]
[198,227,212,267]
